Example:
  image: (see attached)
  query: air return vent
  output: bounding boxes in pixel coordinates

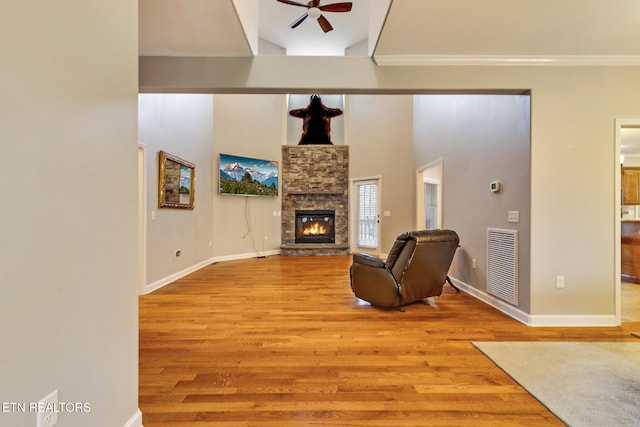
[487,228,518,306]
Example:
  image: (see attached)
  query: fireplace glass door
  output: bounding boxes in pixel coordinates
[295,210,335,244]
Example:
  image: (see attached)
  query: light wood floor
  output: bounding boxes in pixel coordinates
[139,256,640,426]
[622,281,640,322]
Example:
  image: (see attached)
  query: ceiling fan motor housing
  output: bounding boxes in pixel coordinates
[277,0,353,32]
[308,7,321,19]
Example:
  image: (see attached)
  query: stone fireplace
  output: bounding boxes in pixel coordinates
[281,145,349,255]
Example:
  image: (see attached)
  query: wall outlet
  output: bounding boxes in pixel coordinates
[37,389,58,427]
[556,275,565,289]
[508,211,520,223]
[472,258,477,269]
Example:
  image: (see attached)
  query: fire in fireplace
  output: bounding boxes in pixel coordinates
[295,210,335,244]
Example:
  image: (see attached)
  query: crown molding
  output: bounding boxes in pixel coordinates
[372,54,640,67]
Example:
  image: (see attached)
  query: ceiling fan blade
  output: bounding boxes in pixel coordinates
[317,14,333,33]
[312,0,321,6]
[290,12,309,29]
[318,2,352,12]
[276,0,309,8]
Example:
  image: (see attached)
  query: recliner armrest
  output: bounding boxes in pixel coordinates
[352,253,386,268]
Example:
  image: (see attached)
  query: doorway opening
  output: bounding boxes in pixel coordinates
[617,119,640,324]
[138,144,147,295]
[417,159,443,230]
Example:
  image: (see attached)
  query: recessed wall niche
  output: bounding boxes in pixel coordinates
[286,94,345,145]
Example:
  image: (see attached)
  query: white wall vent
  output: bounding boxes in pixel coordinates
[487,228,518,306]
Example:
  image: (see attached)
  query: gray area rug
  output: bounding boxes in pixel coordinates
[473,342,640,427]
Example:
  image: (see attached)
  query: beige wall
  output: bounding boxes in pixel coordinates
[139,94,215,287]
[414,95,531,312]
[212,94,284,258]
[526,68,635,320]
[0,1,140,426]
[347,95,415,252]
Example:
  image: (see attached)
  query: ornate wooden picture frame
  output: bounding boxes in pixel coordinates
[158,151,195,209]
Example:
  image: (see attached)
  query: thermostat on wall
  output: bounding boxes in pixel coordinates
[490,181,502,193]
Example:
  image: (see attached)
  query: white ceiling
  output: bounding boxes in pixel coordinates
[258,0,371,55]
[139,0,640,64]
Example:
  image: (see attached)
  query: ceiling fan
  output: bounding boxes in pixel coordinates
[276,0,353,33]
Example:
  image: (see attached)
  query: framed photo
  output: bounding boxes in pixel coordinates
[158,151,195,209]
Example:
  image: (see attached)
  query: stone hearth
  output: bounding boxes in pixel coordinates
[281,145,349,256]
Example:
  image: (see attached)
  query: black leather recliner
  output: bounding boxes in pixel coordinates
[350,230,459,311]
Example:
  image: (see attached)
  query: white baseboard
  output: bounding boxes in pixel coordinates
[144,257,216,294]
[527,314,618,327]
[449,277,618,327]
[450,277,530,324]
[123,409,143,427]
[144,250,281,294]
[212,249,281,263]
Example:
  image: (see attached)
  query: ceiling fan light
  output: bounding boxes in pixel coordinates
[308,7,321,19]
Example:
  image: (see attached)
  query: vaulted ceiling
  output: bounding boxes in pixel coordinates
[139,0,640,65]
[138,0,640,150]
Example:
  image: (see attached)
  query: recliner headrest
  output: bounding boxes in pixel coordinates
[396,230,459,245]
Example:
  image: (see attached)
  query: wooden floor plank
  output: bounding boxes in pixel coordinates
[139,255,640,426]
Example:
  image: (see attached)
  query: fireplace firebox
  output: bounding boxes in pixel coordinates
[295,210,335,244]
